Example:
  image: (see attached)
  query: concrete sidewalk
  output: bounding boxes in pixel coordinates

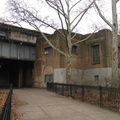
[14,88,120,120]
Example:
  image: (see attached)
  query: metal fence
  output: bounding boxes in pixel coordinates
[0,84,13,120]
[47,82,120,113]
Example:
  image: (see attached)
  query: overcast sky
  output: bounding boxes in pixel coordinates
[0,0,120,34]
[0,1,6,17]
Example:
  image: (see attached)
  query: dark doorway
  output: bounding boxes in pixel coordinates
[0,58,34,88]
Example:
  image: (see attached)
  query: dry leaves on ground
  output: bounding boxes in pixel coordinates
[0,93,8,110]
[0,92,20,120]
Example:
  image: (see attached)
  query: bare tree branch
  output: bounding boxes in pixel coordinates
[93,0,114,29]
[70,0,82,11]
[26,20,67,57]
[71,1,94,32]
[57,6,68,44]
[72,29,97,45]
[59,0,68,26]
[45,0,64,16]
[116,0,120,3]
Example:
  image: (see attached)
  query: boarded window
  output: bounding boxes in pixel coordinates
[45,74,53,82]
[92,45,100,64]
[94,75,99,81]
[71,46,77,54]
[44,47,53,55]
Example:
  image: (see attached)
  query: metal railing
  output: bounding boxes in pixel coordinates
[0,84,13,120]
[47,82,120,113]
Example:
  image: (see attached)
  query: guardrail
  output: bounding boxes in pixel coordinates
[0,84,13,120]
[47,82,120,113]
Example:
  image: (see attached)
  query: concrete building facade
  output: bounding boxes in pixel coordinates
[34,29,120,87]
[0,23,120,88]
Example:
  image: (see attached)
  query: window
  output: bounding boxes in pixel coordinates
[71,46,77,54]
[94,75,99,81]
[45,74,53,83]
[92,45,100,64]
[44,47,53,55]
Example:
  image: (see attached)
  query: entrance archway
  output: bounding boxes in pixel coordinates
[0,58,34,88]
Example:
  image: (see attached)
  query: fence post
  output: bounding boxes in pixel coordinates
[55,84,57,93]
[51,83,53,92]
[62,85,64,95]
[75,86,77,93]
[70,85,72,97]
[47,82,49,90]
[82,85,84,102]
[99,86,103,107]
[9,84,13,120]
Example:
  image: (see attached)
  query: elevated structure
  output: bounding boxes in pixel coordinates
[0,23,39,87]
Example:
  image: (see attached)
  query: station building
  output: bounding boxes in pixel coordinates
[0,23,120,88]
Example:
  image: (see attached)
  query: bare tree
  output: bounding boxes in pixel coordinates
[5,0,95,83]
[93,0,120,87]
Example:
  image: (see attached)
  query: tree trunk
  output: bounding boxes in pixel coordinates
[111,0,119,88]
[66,55,72,84]
[112,31,119,87]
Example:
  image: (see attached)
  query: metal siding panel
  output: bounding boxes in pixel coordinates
[10,44,18,58]
[29,47,35,60]
[24,46,30,59]
[19,46,25,59]
[2,42,10,57]
[0,41,35,61]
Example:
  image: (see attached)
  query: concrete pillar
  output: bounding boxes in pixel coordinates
[18,62,23,88]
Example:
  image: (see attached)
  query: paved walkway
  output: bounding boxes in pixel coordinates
[14,88,120,120]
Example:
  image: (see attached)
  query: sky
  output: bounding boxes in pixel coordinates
[0,1,6,18]
[0,0,120,34]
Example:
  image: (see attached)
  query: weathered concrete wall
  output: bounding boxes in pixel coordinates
[54,68,66,83]
[9,31,37,43]
[34,29,119,87]
[54,68,112,86]
[78,29,112,69]
[33,33,61,87]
